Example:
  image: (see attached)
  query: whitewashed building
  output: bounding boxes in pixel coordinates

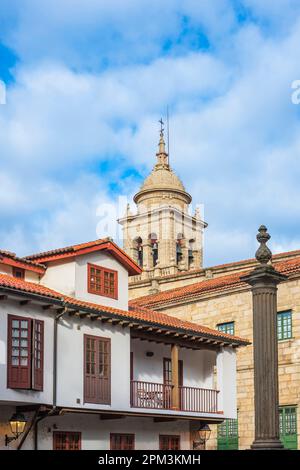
[0,239,249,450]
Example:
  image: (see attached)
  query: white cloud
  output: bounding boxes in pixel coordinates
[1,2,300,264]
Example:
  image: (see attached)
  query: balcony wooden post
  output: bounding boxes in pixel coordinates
[171,344,179,410]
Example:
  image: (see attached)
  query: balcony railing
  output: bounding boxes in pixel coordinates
[130,381,219,413]
[179,386,219,413]
[130,380,173,409]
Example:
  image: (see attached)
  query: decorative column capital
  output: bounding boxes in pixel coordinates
[241,225,287,287]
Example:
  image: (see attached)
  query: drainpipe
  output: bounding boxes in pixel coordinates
[53,309,66,408]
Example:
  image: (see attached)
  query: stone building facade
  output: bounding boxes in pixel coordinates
[122,129,300,450]
[118,128,206,293]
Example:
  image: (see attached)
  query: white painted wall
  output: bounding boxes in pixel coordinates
[0,262,40,283]
[132,339,215,389]
[216,346,237,419]
[21,413,191,450]
[24,271,40,283]
[56,316,131,411]
[0,300,54,405]
[75,251,129,310]
[0,263,12,275]
[40,260,76,297]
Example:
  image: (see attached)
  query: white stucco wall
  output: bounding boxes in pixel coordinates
[132,339,215,389]
[0,263,12,275]
[0,300,54,405]
[75,251,129,310]
[56,316,131,411]
[216,346,237,419]
[40,260,76,297]
[21,413,191,450]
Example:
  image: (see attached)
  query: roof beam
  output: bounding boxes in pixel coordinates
[131,329,217,350]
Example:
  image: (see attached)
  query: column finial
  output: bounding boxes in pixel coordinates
[255,225,272,265]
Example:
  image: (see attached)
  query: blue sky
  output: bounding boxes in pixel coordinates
[1,0,300,266]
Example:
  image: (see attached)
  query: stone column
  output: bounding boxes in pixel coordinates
[241,225,287,450]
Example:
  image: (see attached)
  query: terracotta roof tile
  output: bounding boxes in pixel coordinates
[23,238,141,276]
[130,257,300,308]
[0,251,46,273]
[24,238,111,260]
[0,273,62,299]
[0,273,248,346]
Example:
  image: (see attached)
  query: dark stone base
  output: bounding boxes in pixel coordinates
[251,439,284,450]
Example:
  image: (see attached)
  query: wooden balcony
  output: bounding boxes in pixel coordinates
[130,381,173,409]
[179,386,219,413]
[130,380,219,414]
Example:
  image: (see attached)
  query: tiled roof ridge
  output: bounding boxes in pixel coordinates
[0,250,46,269]
[24,237,111,260]
[0,272,249,346]
[130,256,300,307]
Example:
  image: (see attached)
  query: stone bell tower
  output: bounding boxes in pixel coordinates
[118,123,206,290]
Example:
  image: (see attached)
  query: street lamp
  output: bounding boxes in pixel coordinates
[5,412,27,446]
[192,423,211,450]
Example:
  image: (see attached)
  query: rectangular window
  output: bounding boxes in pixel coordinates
[87,263,118,299]
[7,315,44,390]
[159,435,180,450]
[53,432,81,450]
[277,311,292,340]
[217,322,235,336]
[84,335,111,404]
[110,434,135,450]
[279,406,297,450]
[163,358,183,386]
[12,267,25,279]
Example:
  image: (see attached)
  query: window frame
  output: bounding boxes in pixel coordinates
[53,431,82,450]
[159,435,181,450]
[277,310,292,341]
[87,263,118,300]
[217,321,235,336]
[7,314,44,390]
[12,267,25,279]
[84,334,111,405]
[110,433,135,450]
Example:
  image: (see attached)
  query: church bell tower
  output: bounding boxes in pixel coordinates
[118,122,207,286]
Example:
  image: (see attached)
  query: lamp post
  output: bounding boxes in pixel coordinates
[5,412,27,446]
[192,423,211,450]
[241,225,286,449]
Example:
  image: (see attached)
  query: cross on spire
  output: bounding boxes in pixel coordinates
[159,118,164,134]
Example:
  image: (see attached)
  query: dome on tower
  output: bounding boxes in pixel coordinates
[134,127,192,206]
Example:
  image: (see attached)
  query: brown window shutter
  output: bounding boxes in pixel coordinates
[110,434,135,450]
[53,432,81,450]
[84,335,111,404]
[32,320,44,391]
[7,315,32,389]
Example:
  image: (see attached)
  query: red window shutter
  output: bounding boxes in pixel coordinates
[53,432,81,450]
[7,315,32,389]
[84,335,111,404]
[32,320,44,391]
[159,435,181,450]
[110,434,135,450]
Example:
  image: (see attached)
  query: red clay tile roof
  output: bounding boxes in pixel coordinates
[0,250,46,274]
[0,273,62,299]
[130,257,300,308]
[130,248,300,283]
[0,272,248,346]
[23,238,141,276]
[24,238,111,260]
